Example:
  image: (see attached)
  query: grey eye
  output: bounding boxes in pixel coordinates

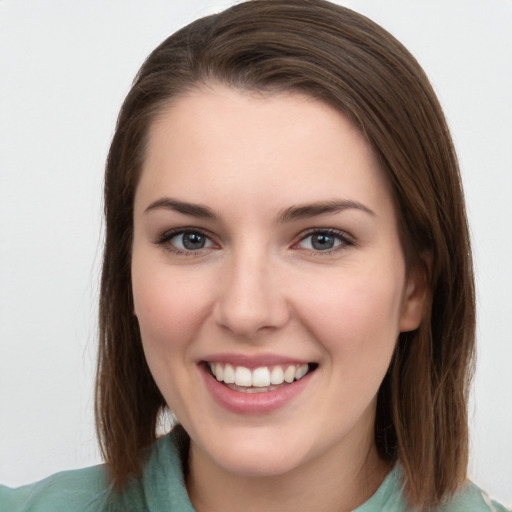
[171,231,213,250]
[310,233,336,250]
[298,231,344,251]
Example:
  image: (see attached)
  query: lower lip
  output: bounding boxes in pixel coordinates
[200,364,314,415]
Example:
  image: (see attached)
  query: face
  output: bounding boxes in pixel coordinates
[131,85,426,480]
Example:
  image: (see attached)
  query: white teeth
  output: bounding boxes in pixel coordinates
[223,364,235,384]
[208,362,313,388]
[270,366,284,385]
[295,363,308,380]
[234,366,252,386]
[252,367,271,387]
[284,365,296,383]
[213,363,223,381]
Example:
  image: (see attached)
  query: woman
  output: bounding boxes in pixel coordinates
[1,1,509,510]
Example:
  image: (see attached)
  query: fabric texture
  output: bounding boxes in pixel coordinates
[1,427,509,511]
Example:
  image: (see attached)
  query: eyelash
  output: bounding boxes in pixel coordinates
[154,228,215,256]
[294,228,354,255]
[153,227,354,255]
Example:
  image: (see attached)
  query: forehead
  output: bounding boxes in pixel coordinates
[137,84,394,218]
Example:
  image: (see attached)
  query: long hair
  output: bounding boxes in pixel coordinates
[95,1,475,507]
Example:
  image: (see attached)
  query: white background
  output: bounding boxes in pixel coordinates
[1,0,511,506]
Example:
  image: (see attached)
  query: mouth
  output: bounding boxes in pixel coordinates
[204,361,319,394]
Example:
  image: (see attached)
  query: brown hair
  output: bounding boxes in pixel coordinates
[95,0,475,508]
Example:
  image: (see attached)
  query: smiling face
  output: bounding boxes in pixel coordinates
[131,85,426,482]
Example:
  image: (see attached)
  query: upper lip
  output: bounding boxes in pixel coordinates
[201,352,313,369]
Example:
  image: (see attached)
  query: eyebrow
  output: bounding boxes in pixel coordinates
[144,198,217,219]
[144,197,375,222]
[275,199,375,223]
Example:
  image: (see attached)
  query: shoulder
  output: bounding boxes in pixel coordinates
[0,464,111,512]
[356,464,510,512]
[0,428,194,512]
[442,480,510,512]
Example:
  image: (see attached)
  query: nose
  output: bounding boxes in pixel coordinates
[213,251,290,339]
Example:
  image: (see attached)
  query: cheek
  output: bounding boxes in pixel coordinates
[131,261,214,412]
[295,268,405,357]
[131,259,213,355]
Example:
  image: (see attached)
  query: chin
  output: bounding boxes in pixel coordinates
[190,424,311,478]
[212,447,305,478]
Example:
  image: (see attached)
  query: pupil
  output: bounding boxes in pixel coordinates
[183,232,205,250]
[312,233,334,250]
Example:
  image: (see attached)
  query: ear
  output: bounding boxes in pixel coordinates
[399,253,431,333]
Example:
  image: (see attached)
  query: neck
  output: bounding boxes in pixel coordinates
[186,426,391,512]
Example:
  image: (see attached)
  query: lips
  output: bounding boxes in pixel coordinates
[200,356,318,414]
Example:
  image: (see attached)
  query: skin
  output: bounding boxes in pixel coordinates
[131,84,427,512]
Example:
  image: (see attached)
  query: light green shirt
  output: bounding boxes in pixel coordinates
[1,429,509,511]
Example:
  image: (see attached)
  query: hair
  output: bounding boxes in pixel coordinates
[95,0,475,508]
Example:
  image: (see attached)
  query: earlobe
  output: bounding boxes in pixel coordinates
[399,255,431,333]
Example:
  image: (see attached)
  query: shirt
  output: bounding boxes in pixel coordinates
[1,427,509,511]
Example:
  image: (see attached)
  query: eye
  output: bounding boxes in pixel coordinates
[155,229,215,253]
[296,229,352,252]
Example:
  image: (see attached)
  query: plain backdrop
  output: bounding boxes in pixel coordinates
[1,0,511,506]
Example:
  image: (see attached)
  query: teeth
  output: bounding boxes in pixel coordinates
[270,366,284,385]
[284,365,296,383]
[252,367,271,387]
[295,363,308,380]
[223,364,235,384]
[208,362,312,388]
[234,366,252,387]
[213,363,223,381]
